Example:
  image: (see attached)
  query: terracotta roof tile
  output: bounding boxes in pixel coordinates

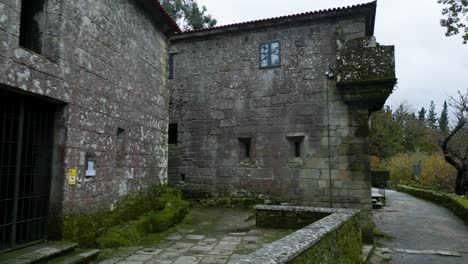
[150,0,181,33]
[175,1,376,36]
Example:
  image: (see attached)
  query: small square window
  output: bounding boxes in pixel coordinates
[287,136,304,158]
[259,41,281,68]
[238,138,252,160]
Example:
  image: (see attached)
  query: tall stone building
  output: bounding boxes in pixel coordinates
[167,2,396,209]
[0,0,179,250]
[0,0,395,250]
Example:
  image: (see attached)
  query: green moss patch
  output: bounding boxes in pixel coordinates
[63,186,189,248]
[397,185,468,223]
[290,216,362,264]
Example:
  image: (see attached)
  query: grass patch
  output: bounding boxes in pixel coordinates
[448,194,468,208]
[63,186,189,248]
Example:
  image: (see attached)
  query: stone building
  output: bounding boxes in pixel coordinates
[0,0,395,250]
[0,0,179,250]
[167,1,396,209]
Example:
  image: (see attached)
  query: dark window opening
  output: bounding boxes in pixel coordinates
[169,123,178,144]
[19,0,46,54]
[287,136,304,158]
[168,53,176,79]
[239,138,252,159]
[259,40,281,68]
[116,128,126,167]
[181,174,186,182]
[294,142,301,158]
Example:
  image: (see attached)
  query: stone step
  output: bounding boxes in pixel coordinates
[53,249,100,264]
[372,202,383,209]
[372,193,385,199]
[362,245,374,263]
[0,242,78,264]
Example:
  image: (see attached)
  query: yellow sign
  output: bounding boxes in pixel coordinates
[68,168,77,185]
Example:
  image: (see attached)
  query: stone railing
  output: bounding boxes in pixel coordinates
[232,205,362,264]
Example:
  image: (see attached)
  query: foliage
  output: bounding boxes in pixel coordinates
[97,192,189,248]
[370,156,383,169]
[427,100,438,129]
[161,0,217,31]
[442,90,468,195]
[371,170,390,188]
[420,154,457,192]
[385,153,419,187]
[370,104,438,159]
[439,101,449,132]
[63,186,189,248]
[385,152,458,192]
[438,0,468,44]
[418,107,426,122]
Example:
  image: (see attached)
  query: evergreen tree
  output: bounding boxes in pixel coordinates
[439,101,449,132]
[418,107,426,122]
[427,100,438,129]
[161,0,217,31]
[370,104,440,159]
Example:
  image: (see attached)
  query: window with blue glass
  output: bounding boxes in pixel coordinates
[259,41,281,68]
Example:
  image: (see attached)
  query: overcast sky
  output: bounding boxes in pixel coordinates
[196,0,468,115]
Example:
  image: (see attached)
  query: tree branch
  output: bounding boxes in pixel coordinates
[442,119,466,171]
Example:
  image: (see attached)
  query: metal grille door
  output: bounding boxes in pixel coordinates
[0,92,55,250]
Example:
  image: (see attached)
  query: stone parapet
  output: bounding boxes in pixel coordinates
[234,205,362,264]
[336,29,397,112]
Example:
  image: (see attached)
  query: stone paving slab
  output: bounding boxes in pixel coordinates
[98,208,293,264]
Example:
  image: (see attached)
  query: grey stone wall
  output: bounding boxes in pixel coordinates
[0,0,170,213]
[169,15,375,208]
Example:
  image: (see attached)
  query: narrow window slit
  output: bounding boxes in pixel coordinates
[169,123,178,144]
[19,0,47,54]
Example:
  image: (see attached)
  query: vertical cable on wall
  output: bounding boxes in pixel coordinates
[326,71,334,208]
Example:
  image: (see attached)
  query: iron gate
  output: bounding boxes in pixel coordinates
[0,91,55,251]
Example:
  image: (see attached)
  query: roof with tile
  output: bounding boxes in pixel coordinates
[171,1,377,39]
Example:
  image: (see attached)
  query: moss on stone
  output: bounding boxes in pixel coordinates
[63,186,189,248]
[194,196,263,208]
[290,216,362,264]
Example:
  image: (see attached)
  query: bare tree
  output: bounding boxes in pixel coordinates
[442,90,468,195]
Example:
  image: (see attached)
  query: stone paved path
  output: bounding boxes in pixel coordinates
[373,190,468,264]
[98,207,292,264]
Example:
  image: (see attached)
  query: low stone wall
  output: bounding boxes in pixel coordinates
[397,185,468,223]
[234,206,362,264]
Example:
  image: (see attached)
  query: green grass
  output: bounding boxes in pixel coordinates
[63,186,189,248]
[448,194,468,208]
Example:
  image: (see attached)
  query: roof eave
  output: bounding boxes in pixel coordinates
[171,1,377,41]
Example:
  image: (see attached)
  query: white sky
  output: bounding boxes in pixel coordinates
[196,0,468,115]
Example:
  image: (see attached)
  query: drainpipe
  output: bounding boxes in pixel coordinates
[325,66,335,208]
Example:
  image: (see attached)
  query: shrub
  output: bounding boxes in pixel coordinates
[420,155,457,193]
[63,186,189,248]
[385,153,418,187]
[384,153,457,192]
